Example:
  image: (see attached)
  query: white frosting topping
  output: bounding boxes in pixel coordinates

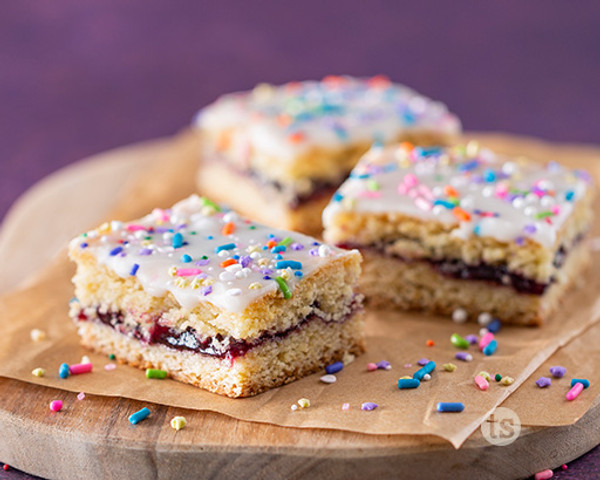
[195,75,461,161]
[71,195,354,313]
[323,143,592,248]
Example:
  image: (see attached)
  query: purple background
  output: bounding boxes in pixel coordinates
[1,2,599,478]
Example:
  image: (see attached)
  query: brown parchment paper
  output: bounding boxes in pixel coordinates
[0,131,599,449]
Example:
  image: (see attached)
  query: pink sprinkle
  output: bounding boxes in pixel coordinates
[414,197,432,211]
[153,208,170,222]
[566,382,584,401]
[561,464,568,470]
[417,184,434,201]
[358,190,382,199]
[551,205,561,215]
[69,363,93,375]
[534,469,553,480]
[342,403,350,411]
[404,174,418,187]
[104,363,116,371]
[397,183,408,195]
[495,184,508,198]
[77,392,86,401]
[367,363,378,372]
[176,268,203,277]
[126,224,147,232]
[474,375,489,391]
[49,400,63,412]
[404,363,412,368]
[479,332,495,351]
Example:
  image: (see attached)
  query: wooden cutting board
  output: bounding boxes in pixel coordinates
[0,133,599,480]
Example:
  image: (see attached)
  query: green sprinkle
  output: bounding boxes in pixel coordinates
[144,236,153,240]
[249,225,257,230]
[146,368,168,379]
[278,237,293,247]
[201,255,208,260]
[109,354,116,360]
[200,197,221,212]
[495,373,502,382]
[275,276,292,299]
[535,211,554,219]
[366,179,380,191]
[450,333,469,349]
[190,231,197,235]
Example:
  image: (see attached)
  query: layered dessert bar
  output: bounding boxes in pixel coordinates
[323,143,594,325]
[69,195,364,397]
[194,75,461,234]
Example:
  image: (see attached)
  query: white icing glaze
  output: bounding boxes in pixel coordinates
[322,143,592,248]
[194,76,461,161]
[71,195,354,313]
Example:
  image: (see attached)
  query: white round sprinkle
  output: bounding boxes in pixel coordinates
[320,374,337,384]
[30,328,46,342]
[318,245,332,257]
[219,271,235,282]
[478,312,492,326]
[222,212,238,223]
[523,206,537,217]
[290,404,298,411]
[479,327,489,337]
[226,288,242,296]
[452,308,468,323]
[110,221,124,231]
[422,373,432,381]
[512,197,525,209]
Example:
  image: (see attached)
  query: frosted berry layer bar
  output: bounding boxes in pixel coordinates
[193,75,461,234]
[69,195,364,397]
[323,143,594,325]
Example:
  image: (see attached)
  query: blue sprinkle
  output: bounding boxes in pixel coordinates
[487,318,502,333]
[215,243,236,253]
[172,233,183,249]
[80,242,88,249]
[350,173,371,179]
[433,199,455,209]
[232,254,240,260]
[207,235,213,240]
[483,339,498,356]
[333,192,344,202]
[180,254,192,263]
[263,275,271,280]
[276,260,302,270]
[59,363,70,379]
[419,146,443,156]
[402,110,416,125]
[483,169,496,182]
[271,246,286,254]
[436,402,465,413]
[129,264,140,276]
[325,362,344,374]
[565,190,575,201]
[473,224,482,236]
[398,378,420,389]
[571,378,590,389]
[275,254,283,260]
[129,407,151,425]
[413,361,436,380]
[294,271,303,277]
[109,246,123,256]
[458,160,479,172]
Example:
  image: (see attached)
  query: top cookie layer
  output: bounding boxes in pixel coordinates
[323,143,593,249]
[69,195,357,314]
[195,75,461,161]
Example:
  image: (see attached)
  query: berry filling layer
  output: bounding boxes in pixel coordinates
[75,298,362,361]
[338,241,582,296]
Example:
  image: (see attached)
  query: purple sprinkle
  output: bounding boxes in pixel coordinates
[465,334,478,345]
[261,269,273,275]
[240,255,252,268]
[177,223,187,230]
[195,259,210,266]
[325,361,344,374]
[376,360,391,370]
[536,377,552,388]
[119,252,127,257]
[550,366,566,378]
[361,402,378,411]
[515,237,525,246]
[455,352,473,362]
[80,242,88,249]
[417,358,429,366]
[154,227,170,234]
[201,286,212,296]
[139,248,152,256]
[290,242,304,251]
[309,248,319,256]
[523,224,537,235]
[109,246,123,256]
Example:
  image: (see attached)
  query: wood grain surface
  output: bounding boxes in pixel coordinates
[0,132,599,480]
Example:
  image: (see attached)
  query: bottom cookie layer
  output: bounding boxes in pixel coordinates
[76,312,365,398]
[357,242,591,326]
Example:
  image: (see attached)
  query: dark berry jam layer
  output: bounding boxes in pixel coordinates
[211,157,346,210]
[336,243,579,296]
[77,298,361,361]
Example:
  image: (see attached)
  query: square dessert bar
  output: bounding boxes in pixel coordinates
[69,195,364,397]
[323,143,594,325]
[194,75,461,234]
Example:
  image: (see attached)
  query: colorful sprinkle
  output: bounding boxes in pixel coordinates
[49,400,63,412]
[325,361,344,374]
[146,368,168,379]
[361,402,378,411]
[398,378,420,389]
[413,361,436,381]
[474,375,489,391]
[297,398,311,409]
[549,366,566,378]
[536,377,552,388]
[571,378,590,389]
[450,333,469,349]
[129,407,151,424]
[320,374,337,384]
[455,352,473,362]
[170,416,188,431]
[69,363,93,375]
[436,402,464,413]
